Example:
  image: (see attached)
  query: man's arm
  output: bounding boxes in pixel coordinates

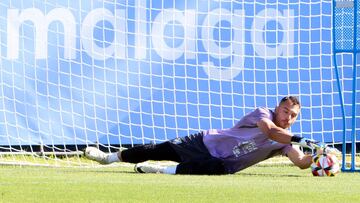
[257,118,315,169]
[257,118,318,149]
[256,118,294,144]
[286,146,312,169]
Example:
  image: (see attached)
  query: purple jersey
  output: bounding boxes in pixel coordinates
[202,107,292,173]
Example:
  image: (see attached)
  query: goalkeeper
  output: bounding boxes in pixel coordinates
[85,96,319,175]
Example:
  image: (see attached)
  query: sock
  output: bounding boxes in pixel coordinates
[163,165,177,175]
[107,152,120,163]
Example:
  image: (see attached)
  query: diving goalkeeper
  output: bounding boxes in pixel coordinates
[84,96,319,175]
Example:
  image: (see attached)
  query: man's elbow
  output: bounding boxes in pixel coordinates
[294,157,312,169]
[297,164,310,170]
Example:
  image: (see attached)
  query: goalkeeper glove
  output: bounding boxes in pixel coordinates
[290,135,318,149]
[322,146,341,155]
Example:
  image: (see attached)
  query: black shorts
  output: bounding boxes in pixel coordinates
[168,131,214,162]
[121,132,227,175]
[121,132,212,163]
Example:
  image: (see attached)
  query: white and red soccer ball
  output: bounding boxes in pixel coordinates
[311,153,340,177]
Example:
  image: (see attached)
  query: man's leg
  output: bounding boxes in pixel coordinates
[175,158,227,175]
[134,157,227,175]
[121,141,182,163]
[84,147,118,164]
[134,162,178,174]
[84,141,182,164]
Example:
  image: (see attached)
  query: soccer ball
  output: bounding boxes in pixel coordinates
[311,153,340,176]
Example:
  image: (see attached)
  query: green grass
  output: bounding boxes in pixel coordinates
[0,164,359,203]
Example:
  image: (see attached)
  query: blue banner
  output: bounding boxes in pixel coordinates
[0,0,356,145]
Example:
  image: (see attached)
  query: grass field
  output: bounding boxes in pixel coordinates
[1,163,360,203]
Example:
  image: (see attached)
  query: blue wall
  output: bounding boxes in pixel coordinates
[0,0,358,146]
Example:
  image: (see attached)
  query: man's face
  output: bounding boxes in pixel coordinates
[274,100,300,129]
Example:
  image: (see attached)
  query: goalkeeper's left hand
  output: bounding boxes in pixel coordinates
[318,146,341,155]
[290,135,319,149]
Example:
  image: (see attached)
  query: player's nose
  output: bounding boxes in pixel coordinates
[287,114,292,121]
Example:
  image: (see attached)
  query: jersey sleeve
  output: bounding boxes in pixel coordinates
[235,107,273,128]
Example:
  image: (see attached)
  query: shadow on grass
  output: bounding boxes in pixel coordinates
[67,169,305,177]
[237,172,303,177]
[62,169,136,174]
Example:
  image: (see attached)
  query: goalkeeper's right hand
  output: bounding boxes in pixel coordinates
[290,135,319,149]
